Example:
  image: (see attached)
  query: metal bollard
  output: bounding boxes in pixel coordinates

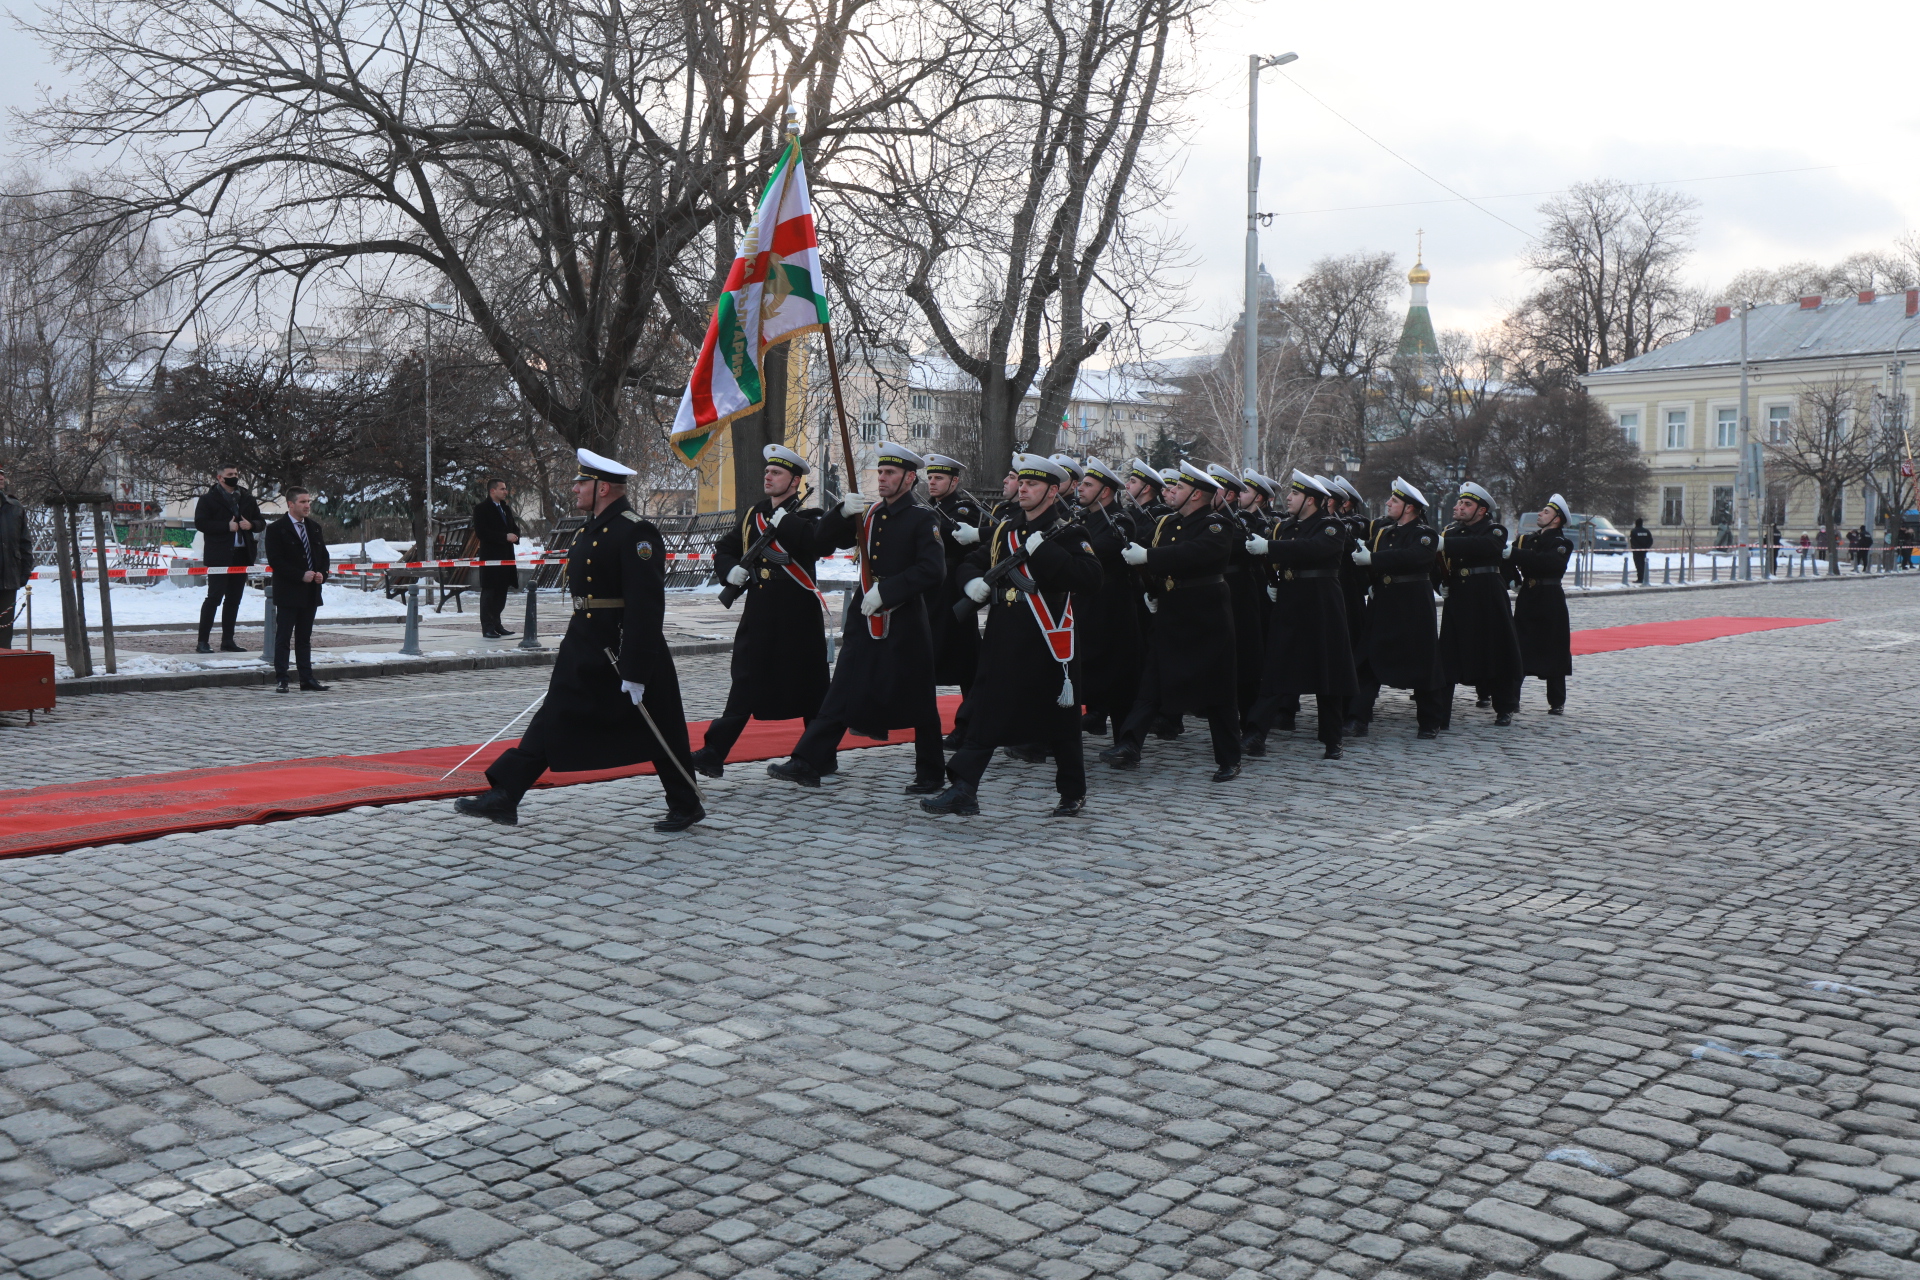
[263,594,277,668]
[401,581,422,655]
[517,583,542,650]
[1663,558,1670,585]
[1621,556,1629,586]
[1711,555,1718,582]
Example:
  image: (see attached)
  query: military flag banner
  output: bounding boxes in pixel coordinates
[671,139,830,466]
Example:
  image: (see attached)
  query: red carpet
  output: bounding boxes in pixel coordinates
[1570,615,1832,655]
[0,697,961,860]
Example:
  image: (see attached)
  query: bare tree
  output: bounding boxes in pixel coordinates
[839,0,1199,469]
[1503,180,1700,376]
[1719,248,1919,307]
[1769,374,1876,572]
[27,0,980,456]
[1273,251,1401,471]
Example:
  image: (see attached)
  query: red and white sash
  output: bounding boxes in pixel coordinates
[1001,526,1077,706]
[753,510,830,614]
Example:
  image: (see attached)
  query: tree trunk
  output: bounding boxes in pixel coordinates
[730,343,789,517]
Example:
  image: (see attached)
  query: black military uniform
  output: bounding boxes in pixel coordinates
[1102,463,1242,780]
[1511,494,1575,714]
[1352,479,1447,737]
[1244,473,1356,759]
[1209,466,1268,721]
[1438,484,1524,725]
[693,446,831,774]
[924,456,986,746]
[925,457,1103,816]
[457,450,702,832]
[1327,479,1371,729]
[771,443,948,788]
[1073,461,1146,736]
[472,491,522,638]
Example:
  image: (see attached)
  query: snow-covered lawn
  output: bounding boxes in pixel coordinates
[20,578,406,628]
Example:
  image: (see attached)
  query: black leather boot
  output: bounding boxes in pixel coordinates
[766,758,821,788]
[688,747,724,779]
[920,782,979,816]
[454,788,521,825]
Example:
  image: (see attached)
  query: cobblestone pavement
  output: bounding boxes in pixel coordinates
[4,575,1919,1280]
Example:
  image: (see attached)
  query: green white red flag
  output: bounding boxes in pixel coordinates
[671,138,830,466]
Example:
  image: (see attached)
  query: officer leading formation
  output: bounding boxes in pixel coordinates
[453,445,1576,828]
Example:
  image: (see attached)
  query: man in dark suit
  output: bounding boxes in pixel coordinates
[472,478,522,638]
[265,487,331,692]
[194,465,265,653]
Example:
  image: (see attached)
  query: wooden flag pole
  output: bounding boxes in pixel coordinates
[821,324,859,497]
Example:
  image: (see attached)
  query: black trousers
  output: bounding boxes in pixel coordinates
[199,573,248,641]
[949,724,1085,801]
[1248,690,1343,748]
[479,566,515,634]
[1354,681,1447,732]
[702,701,835,773]
[0,587,16,649]
[1117,665,1239,767]
[1522,673,1567,708]
[1445,680,1519,715]
[487,733,703,815]
[1632,550,1649,583]
[273,603,317,677]
[791,713,943,781]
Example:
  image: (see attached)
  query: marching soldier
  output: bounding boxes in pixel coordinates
[768,442,949,791]
[1100,461,1242,781]
[923,455,1103,817]
[1328,475,1373,733]
[1350,477,1447,739]
[1511,493,1575,715]
[1438,481,1524,726]
[456,449,705,832]
[923,454,986,746]
[990,466,1021,523]
[1072,458,1145,737]
[1208,463,1267,721]
[691,444,831,778]
[1125,459,1170,519]
[1049,454,1087,516]
[1242,471,1356,760]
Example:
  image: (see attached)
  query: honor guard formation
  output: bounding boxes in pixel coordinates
[455,443,1578,829]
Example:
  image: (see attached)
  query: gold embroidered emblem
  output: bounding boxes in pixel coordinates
[637,542,653,560]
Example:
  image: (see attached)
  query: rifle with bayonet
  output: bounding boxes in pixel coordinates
[718,490,807,608]
[952,525,1040,622]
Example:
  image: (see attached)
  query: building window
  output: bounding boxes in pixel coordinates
[910,393,933,411]
[1767,404,1791,443]
[859,404,882,442]
[1664,409,1689,451]
[1661,486,1685,526]
[1711,486,1734,527]
[1715,408,1738,449]
[1618,411,1640,448]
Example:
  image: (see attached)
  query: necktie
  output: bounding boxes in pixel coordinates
[294,519,311,568]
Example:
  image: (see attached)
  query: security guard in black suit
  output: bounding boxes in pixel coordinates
[455,449,704,832]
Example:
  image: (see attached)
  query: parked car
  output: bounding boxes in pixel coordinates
[1508,512,1627,551]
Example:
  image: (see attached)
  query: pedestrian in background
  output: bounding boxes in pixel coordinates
[194,465,264,653]
[264,487,331,692]
[1629,516,1652,584]
[0,464,29,650]
[472,478,521,638]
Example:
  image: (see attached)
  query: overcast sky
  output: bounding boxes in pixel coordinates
[7,0,1917,361]
[1161,0,1920,353]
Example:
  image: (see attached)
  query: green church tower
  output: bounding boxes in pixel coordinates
[1397,239,1438,362]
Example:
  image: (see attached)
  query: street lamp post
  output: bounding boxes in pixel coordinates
[422,300,454,548]
[1243,51,1298,473]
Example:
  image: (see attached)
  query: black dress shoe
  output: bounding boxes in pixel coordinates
[1098,742,1139,769]
[1322,743,1344,760]
[1495,712,1514,726]
[653,808,705,833]
[1548,706,1566,716]
[1001,743,1047,764]
[941,727,968,749]
[1240,731,1267,757]
[1211,762,1241,783]
[903,776,945,795]
[220,641,248,653]
[919,784,979,816]
[495,630,517,639]
[300,679,330,692]
[1151,715,1183,739]
[688,747,725,779]
[1476,696,1492,708]
[195,641,214,654]
[454,789,520,825]
[1349,720,1369,738]
[1052,796,1086,818]
[1416,728,1439,740]
[766,758,821,787]
[275,679,290,693]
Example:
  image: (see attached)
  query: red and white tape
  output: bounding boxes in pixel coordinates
[29,552,861,581]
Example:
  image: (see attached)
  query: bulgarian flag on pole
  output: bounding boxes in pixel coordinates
[671,138,830,466]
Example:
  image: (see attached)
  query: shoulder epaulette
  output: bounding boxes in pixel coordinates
[621,509,642,523]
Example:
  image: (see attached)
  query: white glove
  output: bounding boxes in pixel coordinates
[726,565,750,587]
[1266,585,1277,601]
[1502,542,1514,560]
[860,586,885,616]
[1121,542,1148,566]
[1143,594,1159,613]
[1024,531,1045,555]
[840,492,871,517]
[964,578,991,603]
[1351,545,1372,566]
[621,680,645,706]
[1245,536,1269,556]
[770,506,787,527]
[953,523,981,545]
